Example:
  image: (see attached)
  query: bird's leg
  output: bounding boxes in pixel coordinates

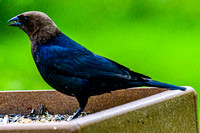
[71,108,83,120]
[71,95,88,120]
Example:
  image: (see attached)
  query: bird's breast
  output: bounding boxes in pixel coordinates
[32,50,88,96]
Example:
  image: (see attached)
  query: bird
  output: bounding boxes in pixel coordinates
[8,11,186,120]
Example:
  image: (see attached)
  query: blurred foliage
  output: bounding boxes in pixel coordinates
[0,0,200,120]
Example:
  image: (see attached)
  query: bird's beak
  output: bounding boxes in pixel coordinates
[8,15,21,26]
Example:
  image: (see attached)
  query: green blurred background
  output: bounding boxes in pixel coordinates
[0,0,199,120]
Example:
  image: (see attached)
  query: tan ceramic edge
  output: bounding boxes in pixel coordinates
[0,86,195,131]
[73,86,195,127]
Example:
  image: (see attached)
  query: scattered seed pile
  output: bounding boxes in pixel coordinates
[0,104,89,124]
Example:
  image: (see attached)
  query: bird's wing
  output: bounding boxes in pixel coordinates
[43,45,149,81]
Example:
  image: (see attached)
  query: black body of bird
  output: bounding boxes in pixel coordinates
[8,11,186,119]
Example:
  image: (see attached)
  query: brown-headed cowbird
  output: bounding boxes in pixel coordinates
[8,11,186,119]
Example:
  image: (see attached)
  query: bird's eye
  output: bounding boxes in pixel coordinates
[19,15,29,23]
[24,16,29,20]
[23,16,29,23]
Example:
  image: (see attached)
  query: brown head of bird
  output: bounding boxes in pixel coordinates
[8,11,61,43]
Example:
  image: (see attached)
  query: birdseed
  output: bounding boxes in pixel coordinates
[0,104,90,124]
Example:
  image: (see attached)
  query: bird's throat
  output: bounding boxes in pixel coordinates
[29,26,61,44]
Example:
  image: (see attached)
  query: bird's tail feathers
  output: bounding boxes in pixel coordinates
[144,80,186,91]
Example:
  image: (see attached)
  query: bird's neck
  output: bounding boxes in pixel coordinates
[30,31,63,59]
[29,25,61,44]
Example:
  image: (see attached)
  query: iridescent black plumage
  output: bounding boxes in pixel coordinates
[8,11,186,119]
